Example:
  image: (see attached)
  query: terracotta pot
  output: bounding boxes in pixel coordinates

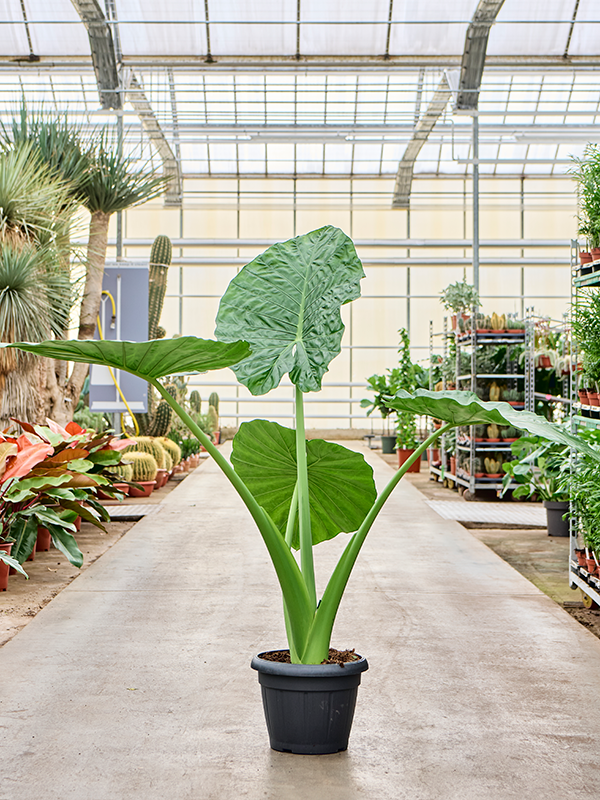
[426,448,440,464]
[575,549,587,567]
[37,526,52,552]
[475,472,485,478]
[26,541,36,562]
[113,483,131,495]
[580,251,593,264]
[486,438,500,442]
[591,247,600,262]
[449,456,456,475]
[0,541,14,591]
[213,431,221,445]
[586,558,598,577]
[578,390,589,404]
[507,401,523,407]
[502,437,519,443]
[397,448,421,473]
[538,355,552,369]
[588,391,600,406]
[74,515,81,532]
[484,473,502,479]
[154,469,168,489]
[129,481,155,498]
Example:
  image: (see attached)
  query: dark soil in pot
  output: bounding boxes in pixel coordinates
[251,648,368,755]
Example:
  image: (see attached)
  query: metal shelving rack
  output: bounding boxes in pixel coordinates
[428,318,455,488]
[453,320,530,498]
[569,240,600,608]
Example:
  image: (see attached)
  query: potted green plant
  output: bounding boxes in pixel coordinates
[361,371,399,454]
[569,144,600,267]
[394,328,422,471]
[501,435,571,536]
[440,276,480,329]
[6,226,600,754]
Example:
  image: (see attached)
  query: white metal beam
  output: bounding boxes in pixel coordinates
[70,0,120,109]
[456,0,506,110]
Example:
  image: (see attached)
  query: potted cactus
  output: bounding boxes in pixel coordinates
[126,451,158,497]
[484,456,503,478]
[5,226,600,755]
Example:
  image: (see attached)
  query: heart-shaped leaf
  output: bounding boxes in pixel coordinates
[231,419,376,548]
[388,389,600,461]
[215,226,364,395]
[1,337,251,380]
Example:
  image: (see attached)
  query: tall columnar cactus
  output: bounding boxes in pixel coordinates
[148,235,172,341]
[135,235,173,435]
[189,390,201,414]
[127,451,158,482]
[207,405,219,435]
[208,392,219,415]
[145,383,177,436]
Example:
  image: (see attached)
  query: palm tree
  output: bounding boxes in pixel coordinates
[0,142,75,424]
[2,113,169,424]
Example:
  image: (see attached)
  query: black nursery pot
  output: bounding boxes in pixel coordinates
[251,653,369,754]
[543,500,570,537]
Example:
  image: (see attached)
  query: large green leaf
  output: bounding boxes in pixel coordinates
[388,389,600,462]
[215,226,364,395]
[231,419,377,548]
[2,337,251,380]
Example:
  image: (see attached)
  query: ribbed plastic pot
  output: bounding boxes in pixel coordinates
[251,653,368,754]
[544,500,570,537]
[381,435,396,454]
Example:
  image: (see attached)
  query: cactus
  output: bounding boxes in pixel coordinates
[208,392,219,415]
[127,451,158,482]
[157,436,181,466]
[501,426,518,439]
[111,462,134,482]
[135,436,167,469]
[488,381,501,402]
[145,383,177,437]
[487,423,500,439]
[149,235,172,341]
[189,390,201,414]
[484,456,502,474]
[134,236,172,435]
[207,405,219,435]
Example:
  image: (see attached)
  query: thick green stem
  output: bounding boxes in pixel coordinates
[151,379,314,655]
[295,385,316,609]
[302,423,454,663]
[285,482,299,548]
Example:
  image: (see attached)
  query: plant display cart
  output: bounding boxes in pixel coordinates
[570,240,600,610]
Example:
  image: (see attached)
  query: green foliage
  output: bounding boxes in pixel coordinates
[78,128,169,216]
[231,420,376,550]
[569,143,600,248]
[127,451,158,482]
[573,289,600,388]
[5,337,251,381]
[8,230,600,666]
[440,277,480,314]
[395,328,419,450]
[501,434,570,502]
[215,226,364,395]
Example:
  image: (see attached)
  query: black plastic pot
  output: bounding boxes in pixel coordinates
[381,434,396,454]
[251,653,369,754]
[543,500,570,537]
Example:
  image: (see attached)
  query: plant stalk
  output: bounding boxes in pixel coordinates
[302,423,454,663]
[295,385,316,609]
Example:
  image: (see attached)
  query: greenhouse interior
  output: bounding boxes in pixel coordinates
[2,2,600,797]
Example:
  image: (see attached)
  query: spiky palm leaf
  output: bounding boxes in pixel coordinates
[79,127,169,215]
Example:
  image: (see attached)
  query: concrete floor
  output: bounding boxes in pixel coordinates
[1,444,600,800]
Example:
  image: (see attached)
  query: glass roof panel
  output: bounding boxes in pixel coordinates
[0,0,31,55]
[116,0,206,56]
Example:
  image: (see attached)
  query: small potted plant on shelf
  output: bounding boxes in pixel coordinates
[501,434,571,536]
[484,456,503,479]
[6,226,600,755]
[472,456,484,479]
[394,328,422,472]
[569,144,600,269]
[503,388,524,407]
[440,276,480,330]
[570,444,600,575]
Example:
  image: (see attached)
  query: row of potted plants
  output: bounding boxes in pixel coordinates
[0,419,136,591]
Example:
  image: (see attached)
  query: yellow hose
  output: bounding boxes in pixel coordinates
[97,291,139,437]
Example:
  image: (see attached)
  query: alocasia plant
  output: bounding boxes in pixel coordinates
[4,226,599,663]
